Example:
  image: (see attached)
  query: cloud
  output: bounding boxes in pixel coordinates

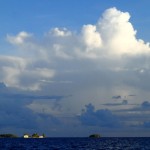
[103,100,128,106]
[0,83,66,133]
[0,93,64,101]
[112,95,122,99]
[4,7,150,109]
[5,8,150,90]
[0,55,55,90]
[112,100,150,128]
[7,31,32,45]
[97,7,150,56]
[1,7,150,136]
[79,103,120,127]
[143,122,150,128]
[141,101,150,109]
[81,24,102,50]
[0,92,37,130]
[6,7,150,62]
[128,94,136,97]
[50,28,72,37]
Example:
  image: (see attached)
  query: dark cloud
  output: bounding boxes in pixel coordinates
[79,103,120,128]
[114,101,150,113]
[0,82,65,132]
[141,101,150,109]
[103,100,128,106]
[0,93,64,101]
[143,122,150,128]
[128,94,136,97]
[122,100,128,105]
[0,99,37,129]
[112,95,121,99]
[112,101,150,129]
[0,82,6,89]
[38,113,61,125]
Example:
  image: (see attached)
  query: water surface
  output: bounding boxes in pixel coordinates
[0,137,150,149]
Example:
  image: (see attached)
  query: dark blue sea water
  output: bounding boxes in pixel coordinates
[0,137,150,150]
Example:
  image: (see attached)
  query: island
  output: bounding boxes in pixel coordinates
[89,134,101,138]
[23,133,45,138]
[0,134,18,138]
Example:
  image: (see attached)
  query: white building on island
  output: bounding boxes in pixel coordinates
[39,135,44,138]
[23,134,30,138]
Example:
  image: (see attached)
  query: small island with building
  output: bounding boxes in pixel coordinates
[23,133,45,138]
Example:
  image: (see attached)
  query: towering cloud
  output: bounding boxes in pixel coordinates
[4,7,150,92]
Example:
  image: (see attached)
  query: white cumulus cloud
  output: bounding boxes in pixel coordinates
[3,7,150,95]
[7,31,32,45]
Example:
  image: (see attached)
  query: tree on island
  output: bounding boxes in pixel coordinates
[32,133,39,138]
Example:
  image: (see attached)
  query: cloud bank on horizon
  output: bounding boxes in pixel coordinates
[1,7,150,136]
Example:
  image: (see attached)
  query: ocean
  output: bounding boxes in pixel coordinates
[0,137,150,150]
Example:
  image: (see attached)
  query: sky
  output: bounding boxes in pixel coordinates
[0,0,150,137]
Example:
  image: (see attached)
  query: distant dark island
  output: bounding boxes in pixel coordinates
[0,134,18,138]
[89,134,101,138]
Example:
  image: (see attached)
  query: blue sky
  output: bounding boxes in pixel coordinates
[0,0,150,137]
[0,1,149,39]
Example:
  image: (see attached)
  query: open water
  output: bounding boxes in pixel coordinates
[0,137,150,150]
